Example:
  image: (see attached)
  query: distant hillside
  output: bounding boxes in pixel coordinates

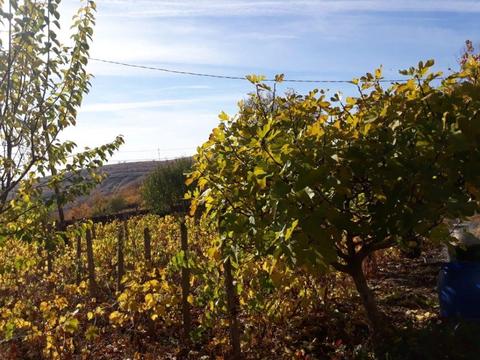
[64,160,167,219]
[90,161,162,195]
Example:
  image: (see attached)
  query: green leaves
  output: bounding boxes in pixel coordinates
[142,157,193,215]
[0,0,123,234]
[190,52,480,300]
[245,74,266,84]
[218,111,229,121]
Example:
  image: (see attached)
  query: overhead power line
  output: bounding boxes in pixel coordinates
[90,58,249,81]
[114,147,196,153]
[90,57,423,84]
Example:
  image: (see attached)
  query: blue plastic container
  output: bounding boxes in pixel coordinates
[438,262,480,319]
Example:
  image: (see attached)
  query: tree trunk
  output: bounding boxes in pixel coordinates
[85,227,98,297]
[75,234,83,284]
[54,189,68,246]
[53,184,66,232]
[117,225,125,293]
[179,218,191,341]
[143,226,151,265]
[349,259,389,347]
[224,257,242,360]
[40,2,67,246]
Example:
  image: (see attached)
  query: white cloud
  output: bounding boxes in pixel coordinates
[55,0,478,162]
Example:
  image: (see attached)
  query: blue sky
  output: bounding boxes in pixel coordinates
[59,0,480,162]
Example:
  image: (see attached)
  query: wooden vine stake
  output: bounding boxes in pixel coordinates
[91,223,96,239]
[143,226,152,266]
[45,223,54,274]
[75,234,83,285]
[46,242,53,274]
[117,224,125,293]
[180,217,192,342]
[85,227,98,297]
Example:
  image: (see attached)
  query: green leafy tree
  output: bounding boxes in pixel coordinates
[188,57,480,342]
[142,157,193,214]
[0,0,123,237]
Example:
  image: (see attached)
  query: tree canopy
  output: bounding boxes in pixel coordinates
[142,157,193,215]
[0,0,123,239]
[188,57,480,336]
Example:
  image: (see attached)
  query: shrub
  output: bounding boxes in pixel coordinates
[142,158,193,215]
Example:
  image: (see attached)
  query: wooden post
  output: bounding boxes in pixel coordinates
[37,243,45,272]
[180,218,191,341]
[46,243,53,274]
[45,223,54,274]
[224,256,241,360]
[123,220,129,241]
[143,226,151,265]
[91,223,96,240]
[117,225,125,293]
[85,227,98,297]
[75,234,83,285]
